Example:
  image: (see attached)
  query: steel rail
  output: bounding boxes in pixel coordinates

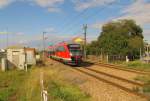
[71,67,150,100]
[47,59,150,100]
[83,67,145,87]
[86,61,150,75]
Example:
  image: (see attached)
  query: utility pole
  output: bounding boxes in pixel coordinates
[5,28,8,48]
[6,31,8,48]
[83,24,87,60]
[140,48,142,61]
[43,32,46,62]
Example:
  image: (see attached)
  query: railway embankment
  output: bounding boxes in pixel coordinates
[48,59,149,101]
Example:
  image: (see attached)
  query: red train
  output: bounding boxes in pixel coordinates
[47,42,83,65]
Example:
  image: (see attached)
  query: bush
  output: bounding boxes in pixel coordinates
[48,81,90,101]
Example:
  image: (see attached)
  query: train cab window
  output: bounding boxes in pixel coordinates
[68,44,82,55]
[57,46,65,52]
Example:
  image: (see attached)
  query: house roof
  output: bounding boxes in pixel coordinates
[7,45,24,49]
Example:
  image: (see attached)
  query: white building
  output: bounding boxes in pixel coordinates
[145,44,150,56]
[7,46,36,70]
[143,44,150,63]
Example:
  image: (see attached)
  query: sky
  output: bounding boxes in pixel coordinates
[0,0,150,49]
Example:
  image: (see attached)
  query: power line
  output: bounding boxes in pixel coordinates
[48,1,127,46]
[59,8,90,29]
[60,1,126,35]
[60,1,116,35]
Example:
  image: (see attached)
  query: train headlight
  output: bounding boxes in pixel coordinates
[70,53,72,56]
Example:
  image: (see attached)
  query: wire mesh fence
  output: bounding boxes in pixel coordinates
[87,55,127,63]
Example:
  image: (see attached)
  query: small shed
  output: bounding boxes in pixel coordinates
[7,46,36,70]
[25,48,36,65]
[7,46,25,70]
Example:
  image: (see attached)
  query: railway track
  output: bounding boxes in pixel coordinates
[84,67,145,87]
[86,61,150,75]
[71,67,150,100]
[48,59,150,100]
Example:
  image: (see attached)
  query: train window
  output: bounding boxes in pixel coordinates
[55,48,59,52]
[57,46,65,52]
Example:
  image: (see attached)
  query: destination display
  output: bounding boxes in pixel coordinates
[68,44,80,48]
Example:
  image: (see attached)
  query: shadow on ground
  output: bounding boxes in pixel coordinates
[71,61,94,68]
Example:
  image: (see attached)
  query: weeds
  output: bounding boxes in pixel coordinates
[48,81,90,101]
[118,61,150,71]
[0,70,27,101]
[143,85,150,93]
[0,67,91,101]
[134,76,150,84]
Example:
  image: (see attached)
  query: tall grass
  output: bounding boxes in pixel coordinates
[126,61,150,71]
[0,70,27,101]
[0,67,91,101]
[119,61,150,71]
[47,81,90,101]
[43,67,91,101]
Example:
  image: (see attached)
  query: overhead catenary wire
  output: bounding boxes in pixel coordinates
[60,1,127,36]
[48,1,128,45]
[58,8,90,30]
[59,2,115,36]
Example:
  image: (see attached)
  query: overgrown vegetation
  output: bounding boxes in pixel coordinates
[0,67,90,101]
[48,81,90,101]
[134,75,150,84]
[143,85,150,93]
[0,70,28,101]
[122,61,150,71]
[87,19,144,59]
[134,73,150,95]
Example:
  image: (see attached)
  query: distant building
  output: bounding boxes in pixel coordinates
[145,44,150,56]
[0,49,5,52]
[7,46,36,70]
[0,49,7,64]
[25,48,36,65]
[143,43,150,63]
[72,37,84,44]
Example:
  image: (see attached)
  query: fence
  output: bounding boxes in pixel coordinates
[108,55,126,63]
[87,55,127,63]
[40,72,48,101]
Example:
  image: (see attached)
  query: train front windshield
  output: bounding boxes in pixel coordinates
[70,50,82,56]
[68,44,82,56]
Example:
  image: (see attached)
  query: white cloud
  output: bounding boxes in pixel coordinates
[15,32,24,35]
[44,27,56,33]
[0,0,64,12]
[72,0,115,11]
[91,21,110,29]
[91,0,150,30]
[33,0,63,7]
[113,0,150,42]
[47,7,60,12]
[116,0,150,25]
[19,40,27,44]
[32,0,64,12]
[143,29,150,43]
[0,0,15,8]
[25,27,74,44]
[143,28,150,36]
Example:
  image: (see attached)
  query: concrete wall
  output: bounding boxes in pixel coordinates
[7,48,25,70]
[25,48,36,65]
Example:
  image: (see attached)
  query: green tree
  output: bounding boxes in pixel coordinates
[88,19,144,58]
